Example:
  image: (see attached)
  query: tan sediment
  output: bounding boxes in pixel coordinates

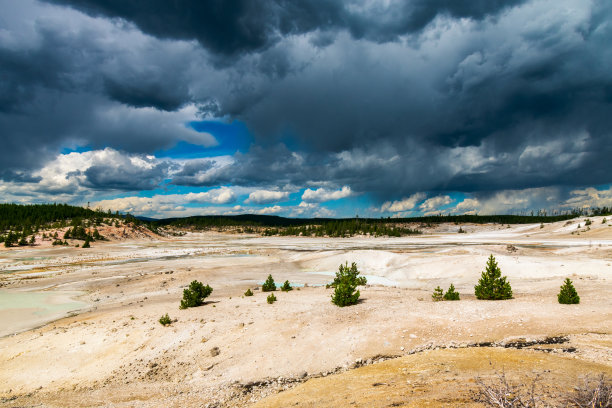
[0,218,610,407]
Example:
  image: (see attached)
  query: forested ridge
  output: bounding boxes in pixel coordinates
[1,203,610,242]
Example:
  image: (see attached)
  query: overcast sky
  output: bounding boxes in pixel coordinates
[1,0,611,218]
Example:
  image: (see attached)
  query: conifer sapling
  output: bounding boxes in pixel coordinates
[180,280,213,309]
[432,286,444,301]
[474,255,513,300]
[331,262,366,307]
[262,274,276,292]
[443,283,460,301]
[280,280,293,292]
[558,278,580,304]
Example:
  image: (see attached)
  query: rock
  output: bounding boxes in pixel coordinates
[409,333,417,339]
[210,347,220,357]
[298,371,307,379]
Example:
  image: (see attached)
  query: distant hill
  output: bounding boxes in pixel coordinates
[0,203,120,231]
[151,213,579,228]
[2,203,606,237]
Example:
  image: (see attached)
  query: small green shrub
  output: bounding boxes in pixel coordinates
[82,238,90,248]
[179,280,213,309]
[266,293,277,304]
[432,286,444,301]
[603,217,607,224]
[244,288,254,296]
[159,313,172,326]
[585,218,592,226]
[280,280,293,292]
[262,274,276,292]
[443,284,460,301]
[330,262,367,287]
[558,278,580,304]
[331,282,360,306]
[474,255,513,300]
[331,262,366,307]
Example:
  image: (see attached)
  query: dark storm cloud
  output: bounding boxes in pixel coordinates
[45,0,525,57]
[82,162,170,191]
[1,0,612,201]
[0,2,213,181]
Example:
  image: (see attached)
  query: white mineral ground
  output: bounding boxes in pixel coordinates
[0,217,610,407]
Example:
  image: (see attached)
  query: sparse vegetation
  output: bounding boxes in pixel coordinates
[331,262,366,307]
[476,370,542,407]
[443,284,460,301]
[432,286,444,301]
[159,313,172,326]
[179,280,213,309]
[563,374,611,407]
[262,274,276,292]
[280,280,293,292]
[330,262,367,288]
[244,288,254,296]
[477,371,611,408]
[475,255,513,300]
[266,293,277,304]
[558,278,580,304]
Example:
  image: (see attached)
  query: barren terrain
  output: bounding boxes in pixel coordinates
[1,217,611,407]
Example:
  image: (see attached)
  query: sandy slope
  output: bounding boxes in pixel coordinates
[0,218,611,407]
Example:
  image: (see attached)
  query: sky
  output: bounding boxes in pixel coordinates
[1,0,611,219]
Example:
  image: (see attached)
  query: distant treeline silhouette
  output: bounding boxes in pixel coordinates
[2,203,610,238]
[0,203,121,231]
[150,208,606,237]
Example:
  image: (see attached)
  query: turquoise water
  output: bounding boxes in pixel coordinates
[0,290,88,317]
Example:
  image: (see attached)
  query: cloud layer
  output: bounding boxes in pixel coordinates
[1,0,611,217]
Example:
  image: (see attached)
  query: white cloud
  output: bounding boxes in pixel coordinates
[452,198,481,215]
[184,187,236,204]
[93,187,237,215]
[301,186,352,203]
[420,195,453,211]
[257,205,284,214]
[245,189,290,204]
[563,187,612,209]
[381,192,426,213]
[290,201,335,218]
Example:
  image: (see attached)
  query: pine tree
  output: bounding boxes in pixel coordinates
[331,281,360,306]
[262,274,276,292]
[330,262,367,287]
[82,237,91,248]
[266,293,277,304]
[474,255,513,300]
[558,278,580,304]
[280,280,293,292]
[179,280,213,309]
[244,288,254,297]
[331,262,365,307]
[443,284,460,301]
[432,286,444,301]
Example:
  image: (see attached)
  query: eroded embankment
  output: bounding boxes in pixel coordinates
[221,334,606,407]
[246,339,612,408]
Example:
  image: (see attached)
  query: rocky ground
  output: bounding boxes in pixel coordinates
[0,217,611,407]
